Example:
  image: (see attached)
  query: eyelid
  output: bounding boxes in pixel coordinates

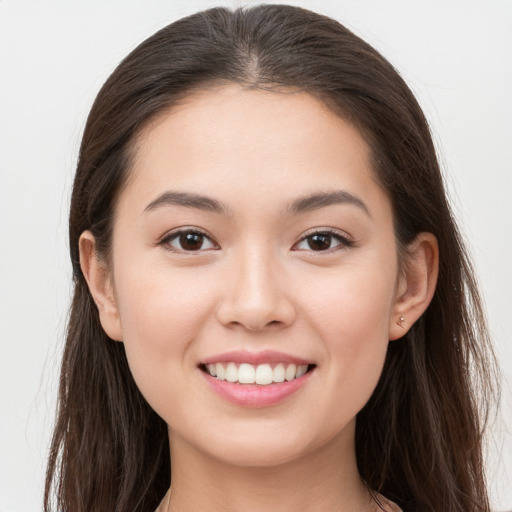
[292,227,354,253]
[158,226,220,253]
[157,226,354,254]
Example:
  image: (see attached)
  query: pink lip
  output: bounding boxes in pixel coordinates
[201,350,311,366]
[199,350,315,407]
[200,370,313,407]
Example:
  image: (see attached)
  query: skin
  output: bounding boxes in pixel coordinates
[80,85,438,512]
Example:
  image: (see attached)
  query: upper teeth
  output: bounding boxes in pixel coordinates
[207,362,308,385]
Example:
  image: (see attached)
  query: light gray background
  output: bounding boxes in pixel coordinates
[0,1,510,510]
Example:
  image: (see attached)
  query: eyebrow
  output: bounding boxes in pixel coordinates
[144,191,230,215]
[284,190,370,217]
[143,189,370,217]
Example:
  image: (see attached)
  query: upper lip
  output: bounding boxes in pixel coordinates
[200,350,312,366]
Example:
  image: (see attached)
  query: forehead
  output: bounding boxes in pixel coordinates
[121,85,387,217]
[135,85,369,165]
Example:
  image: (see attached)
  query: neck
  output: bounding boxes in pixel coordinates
[165,421,374,512]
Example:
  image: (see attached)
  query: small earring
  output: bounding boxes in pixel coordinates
[397,316,405,328]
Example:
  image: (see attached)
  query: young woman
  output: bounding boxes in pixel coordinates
[44,5,498,512]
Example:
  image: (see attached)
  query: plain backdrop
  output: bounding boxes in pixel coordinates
[0,1,511,510]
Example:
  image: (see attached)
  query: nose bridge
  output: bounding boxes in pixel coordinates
[217,242,295,330]
[238,245,277,303]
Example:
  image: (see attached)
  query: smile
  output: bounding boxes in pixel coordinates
[205,362,310,385]
[199,351,316,407]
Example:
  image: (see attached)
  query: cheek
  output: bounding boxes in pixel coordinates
[116,263,214,341]
[112,263,216,394]
[300,261,396,340]
[298,263,396,403]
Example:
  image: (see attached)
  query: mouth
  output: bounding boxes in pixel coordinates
[198,350,316,406]
[199,362,316,386]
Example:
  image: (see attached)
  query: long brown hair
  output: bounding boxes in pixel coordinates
[45,5,498,511]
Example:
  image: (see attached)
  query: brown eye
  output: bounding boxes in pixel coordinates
[163,230,217,252]
[307,233,333,251]
[180,232,205,250]
[294,230,353,253]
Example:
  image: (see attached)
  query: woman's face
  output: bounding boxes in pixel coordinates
[103,85,406,467]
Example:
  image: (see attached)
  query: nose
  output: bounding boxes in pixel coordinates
[216,248,296,332]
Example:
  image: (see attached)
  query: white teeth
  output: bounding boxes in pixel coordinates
[225,362,238,383]
[238,363,256,384]
[273,363,285,383]
[215,362,225,380]
[205,362,310,385]
[296,365,308,378]
[255,364,273,385]
[285,364,297,381]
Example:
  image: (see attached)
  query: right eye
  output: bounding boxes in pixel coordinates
[160,229,218,253]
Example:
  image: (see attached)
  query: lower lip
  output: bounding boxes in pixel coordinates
[200,369,313,407]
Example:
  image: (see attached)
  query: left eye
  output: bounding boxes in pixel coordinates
[162,230,217,252]
[294,231,351,252]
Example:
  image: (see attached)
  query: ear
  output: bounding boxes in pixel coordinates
[389,232,439,340]
[79,231,123,341]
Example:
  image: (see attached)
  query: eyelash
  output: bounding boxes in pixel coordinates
[158,227,354,254]
[293,228,354,253]
[159,228,219,254]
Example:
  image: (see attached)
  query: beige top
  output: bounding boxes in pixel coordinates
[155,488,170,512]
[154,488,402,512]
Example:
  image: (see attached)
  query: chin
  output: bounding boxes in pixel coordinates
[177,417,351,470]
[211,440,310,468]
